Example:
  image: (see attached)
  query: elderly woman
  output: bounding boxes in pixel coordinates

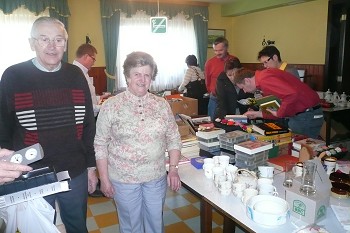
[94,51,182,233]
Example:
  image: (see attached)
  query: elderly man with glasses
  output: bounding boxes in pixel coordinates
[0,16,97,233]
[258,45,300,79]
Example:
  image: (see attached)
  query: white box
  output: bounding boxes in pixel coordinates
[285,159,332,224]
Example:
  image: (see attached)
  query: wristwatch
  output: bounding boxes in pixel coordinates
[169,165,179,169]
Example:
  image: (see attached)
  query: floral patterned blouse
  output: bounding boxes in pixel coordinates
[94,89,182,183]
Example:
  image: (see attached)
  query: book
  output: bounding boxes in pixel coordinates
[252,122,289,136]
[254,95,281,106]
[195,128,225,139]
[224,115,248,123]
[259,100,280,114]
[292,138,326,151]
[233,140,273,155]
[266,154,299,171]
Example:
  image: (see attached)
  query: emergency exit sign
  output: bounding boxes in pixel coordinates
[150,17,167,33]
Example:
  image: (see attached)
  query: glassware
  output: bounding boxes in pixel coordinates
[299,161,317,196]
[283,161,295,187]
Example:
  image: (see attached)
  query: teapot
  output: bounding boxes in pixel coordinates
[333,91,340,106]
[339,92,347,107]
[324,89,333,103]
[234,169,257,189]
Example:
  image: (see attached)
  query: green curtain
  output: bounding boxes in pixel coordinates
[101,11,120,92]
[100,0,208,92]
[0,0,70,61]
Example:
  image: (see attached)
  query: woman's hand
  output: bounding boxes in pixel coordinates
[167,169,181,191]
[100,178,115,198]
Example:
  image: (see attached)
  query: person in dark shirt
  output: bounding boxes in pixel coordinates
[0,17,97,233]
[215,57,254,120]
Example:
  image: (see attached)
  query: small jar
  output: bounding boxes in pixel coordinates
[329,172,350,185]
[331,182,350,199]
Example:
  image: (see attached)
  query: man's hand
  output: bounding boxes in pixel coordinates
[243,110,263,119]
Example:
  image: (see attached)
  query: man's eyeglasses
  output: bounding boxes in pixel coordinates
[88,54,96,62]
[262,56,273,65]
[32,37,66,47]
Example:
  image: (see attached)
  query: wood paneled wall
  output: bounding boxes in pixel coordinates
[242,63,325,91]
[88,67,107,95]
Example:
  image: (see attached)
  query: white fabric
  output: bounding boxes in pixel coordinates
[0,7,49,79]
[73,60,100,116]
[117,11,197,91]
[1,197,59,233]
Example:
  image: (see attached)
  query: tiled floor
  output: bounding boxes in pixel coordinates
[57,186,246,233]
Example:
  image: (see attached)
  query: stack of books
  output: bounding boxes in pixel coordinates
[252,122,289,136]
[233,140,273,170]
[196,128,225,156]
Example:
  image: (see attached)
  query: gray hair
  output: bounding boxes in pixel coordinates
[30,16,68,39]
[123,51,158,81]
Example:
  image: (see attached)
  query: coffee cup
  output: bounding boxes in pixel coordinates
[257,166,274,179]
[218,155,230,168]
[293,162,303,177]
[258,184,278,196]
[324,157,337,175]
[203,163,215,179]
[241,188,258,205]
[203,158,214,165]
[212,166,224,180]
[225,164,238,181]
[214,174,226,188]
[257,177,273,186]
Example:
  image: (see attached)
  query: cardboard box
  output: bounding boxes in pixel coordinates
[176,121,191,137]
[320,120,348,141]
[166,95,198,116]
[285,159,332,224]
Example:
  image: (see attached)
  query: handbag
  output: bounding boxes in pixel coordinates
[185,68,207,98]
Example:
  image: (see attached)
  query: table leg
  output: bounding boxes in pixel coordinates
[200,199,212,233]
[223,215,236,233]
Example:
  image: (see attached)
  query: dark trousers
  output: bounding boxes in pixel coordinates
[45,170,88,233]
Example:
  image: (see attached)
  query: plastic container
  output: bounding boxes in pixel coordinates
[198,142,221,153]
[197,136,219,144]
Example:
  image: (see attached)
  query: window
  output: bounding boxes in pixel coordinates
[117,11,198,92]
[0,7,49,79]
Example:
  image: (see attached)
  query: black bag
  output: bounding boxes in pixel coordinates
[185,68,207,99]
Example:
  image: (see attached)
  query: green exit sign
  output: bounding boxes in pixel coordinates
[150,17,167,33]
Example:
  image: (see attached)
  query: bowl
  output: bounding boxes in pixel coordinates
[246,195,290,226]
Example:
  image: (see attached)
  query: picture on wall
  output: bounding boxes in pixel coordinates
[207,29,226,48]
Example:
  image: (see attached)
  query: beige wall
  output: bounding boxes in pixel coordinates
[67,0,105,66]
[227,0,328,64]
[67,0,328,66]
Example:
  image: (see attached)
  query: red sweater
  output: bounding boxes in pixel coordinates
[255,69,320,118]
[205,54,236,95]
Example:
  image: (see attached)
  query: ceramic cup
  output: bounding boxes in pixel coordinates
[258,184,278,196]
[203,158,214,165]
[203,163,215,179]
[225,164,238,181]
[257,177,273,186]
[212,166,224,180]
[214,175,226,188]
[212,156,220,166]
[219,180,232,190]
[293,162,303,177]
[324,157,337,175]
[241,188,258,205]
[257,166,274,179]
[218,155,230,168]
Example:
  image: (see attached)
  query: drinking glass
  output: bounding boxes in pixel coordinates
[299,160,317,196]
